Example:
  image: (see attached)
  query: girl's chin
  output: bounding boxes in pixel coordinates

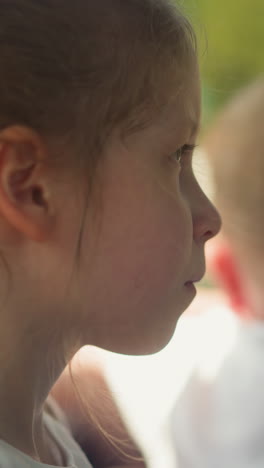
[87,289,197,356]
[184,282,197,305]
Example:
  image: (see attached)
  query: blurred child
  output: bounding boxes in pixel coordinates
[171,78,264,468]
[0,0,220,466]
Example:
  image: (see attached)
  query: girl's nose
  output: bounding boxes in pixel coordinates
[192,190,222,244]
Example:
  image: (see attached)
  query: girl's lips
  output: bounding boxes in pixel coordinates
[185,274,204,285]
[184,281,197,295]
[185,281,195,286]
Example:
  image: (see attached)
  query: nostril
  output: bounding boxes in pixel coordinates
[203,229,214,241]
[193,202,222,243]
[205,208,222,241]
[199,213,221,242]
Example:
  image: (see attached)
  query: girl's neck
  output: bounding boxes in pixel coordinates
[0,327,67,463]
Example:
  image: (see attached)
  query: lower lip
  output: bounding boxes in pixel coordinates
[184,281,197,293]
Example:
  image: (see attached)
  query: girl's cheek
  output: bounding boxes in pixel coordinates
[145,197,192,272]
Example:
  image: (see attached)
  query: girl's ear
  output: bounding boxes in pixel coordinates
[0,126,54,242]
[209,241,247,314]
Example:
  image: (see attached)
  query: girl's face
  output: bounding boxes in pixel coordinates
[49,72,221,355]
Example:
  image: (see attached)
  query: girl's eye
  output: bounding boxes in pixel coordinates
[170,144,196,164]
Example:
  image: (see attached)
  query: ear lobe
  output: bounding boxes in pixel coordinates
[0,127,53,242]
[211,243,247,314]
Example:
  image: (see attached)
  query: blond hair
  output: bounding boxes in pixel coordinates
[203,78,264,257]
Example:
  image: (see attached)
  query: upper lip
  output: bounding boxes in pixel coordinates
[186,272,205,283]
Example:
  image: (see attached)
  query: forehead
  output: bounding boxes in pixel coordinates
[157,72,201,139]
[116,65,201,154]
[119,78,201,159]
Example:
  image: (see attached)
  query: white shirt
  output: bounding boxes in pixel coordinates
[0,402,93,468]
[171,305,264,468]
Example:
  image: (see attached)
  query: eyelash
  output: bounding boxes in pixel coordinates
[170,144,197,164]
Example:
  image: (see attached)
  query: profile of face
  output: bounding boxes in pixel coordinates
[59,69,221,355]
[0,65,221,357]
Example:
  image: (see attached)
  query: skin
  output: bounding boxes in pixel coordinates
[64,70,221,356]
[0,67,220,465]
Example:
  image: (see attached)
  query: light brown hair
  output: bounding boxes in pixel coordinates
[0,1,198,460]
[0,0,196,179]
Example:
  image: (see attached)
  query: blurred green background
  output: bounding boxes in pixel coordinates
[183,0,264,126]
